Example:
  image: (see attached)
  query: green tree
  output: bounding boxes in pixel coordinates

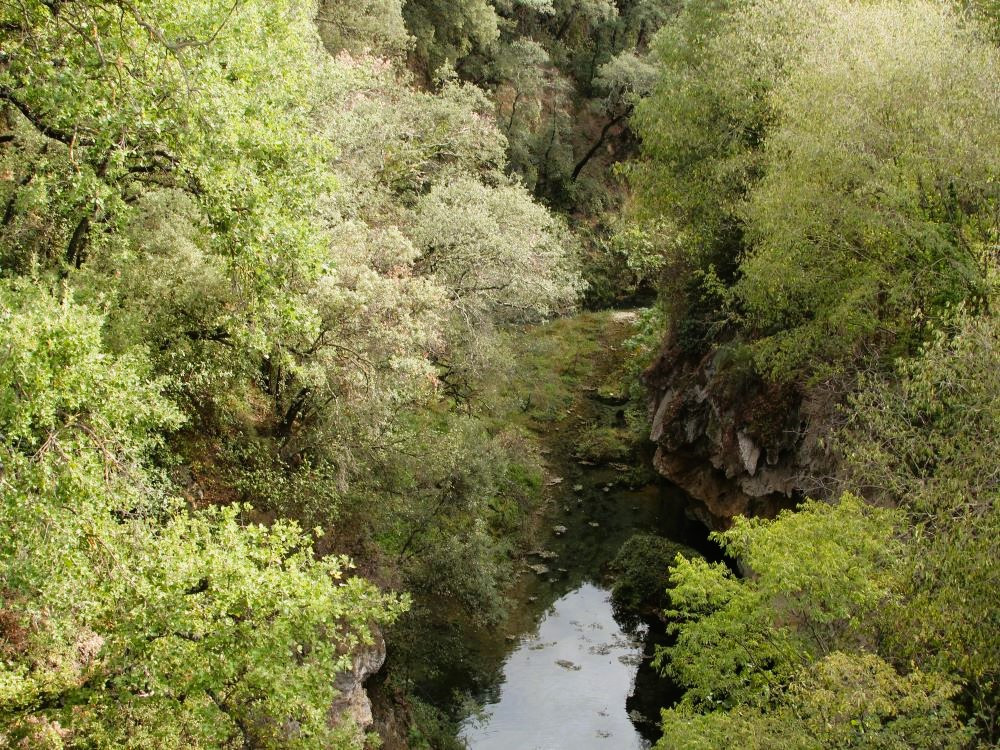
[403,0,501,77]
[661,496,903,711]
[659,652,967,750]
[0,282,405,748]
[841,300,1000,739]
[1,0,333,283]
[316,0,412,56]
[2,2,587,745]
[735,0,1000,379]
[629,0,772,277]
[630,0,999,377]
[411,175,582,326]
[657,496,968,748]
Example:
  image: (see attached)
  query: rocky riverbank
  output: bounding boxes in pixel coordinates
[643,342,839,528]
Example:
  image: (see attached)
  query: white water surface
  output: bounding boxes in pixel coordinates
[458,583,651,750]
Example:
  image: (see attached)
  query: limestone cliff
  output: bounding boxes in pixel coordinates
[330,626,387,739]
[644,341,836,528]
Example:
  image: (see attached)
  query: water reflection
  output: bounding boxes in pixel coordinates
[459,583,652,750]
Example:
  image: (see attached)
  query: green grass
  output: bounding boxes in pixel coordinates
[482,312,621,427]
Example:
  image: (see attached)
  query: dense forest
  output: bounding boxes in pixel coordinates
[0,0,997,748]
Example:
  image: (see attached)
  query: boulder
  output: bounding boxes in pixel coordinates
[329,626,386,735]
[642,343,837,527]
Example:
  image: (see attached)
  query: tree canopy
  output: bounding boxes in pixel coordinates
[1,0,586,745]
[629,0,1000,745]
[3,0,999,746]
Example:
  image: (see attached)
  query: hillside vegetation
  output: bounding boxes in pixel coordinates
[626,0,1000,746]
[2,0,999,748]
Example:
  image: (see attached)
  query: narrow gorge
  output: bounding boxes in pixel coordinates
[2,1,997,748]
[374,310,717,749]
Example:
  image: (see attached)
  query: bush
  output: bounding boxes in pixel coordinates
[576,424,634,463]
[610,534,700,619]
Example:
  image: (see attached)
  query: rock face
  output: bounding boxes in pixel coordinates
[330,626,387,736]
[644,342,834,528]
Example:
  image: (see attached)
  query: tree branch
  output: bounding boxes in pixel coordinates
[0,86,95,147]
[571,108,630,182]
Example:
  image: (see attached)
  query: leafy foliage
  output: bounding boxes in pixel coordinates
[659,652,968,750]
[734,0,1000,378]
[661,497,902,709]
[840,301,1000,738]
[630,0,1000,381]
[316,0,412,56]
[633,4,1000,743]
[0,283,405,748]
[609,533,699,618]
[0,0,587,745]
[411,175,582,326]
[657,497,969,748]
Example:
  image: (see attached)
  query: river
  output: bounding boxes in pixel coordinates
[452,313,711,749]
[455,465,704,748]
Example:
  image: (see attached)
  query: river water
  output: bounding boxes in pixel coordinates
[456,450,706,748]
[459,583,650,749]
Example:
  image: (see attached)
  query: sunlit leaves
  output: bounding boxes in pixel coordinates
[658,652,968,750]
[411,175,583,325]
[0,283,405,748]
[662,496,902,711]
[735,0,1000,379]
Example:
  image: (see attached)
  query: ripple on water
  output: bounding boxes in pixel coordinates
[458,583,652,750]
